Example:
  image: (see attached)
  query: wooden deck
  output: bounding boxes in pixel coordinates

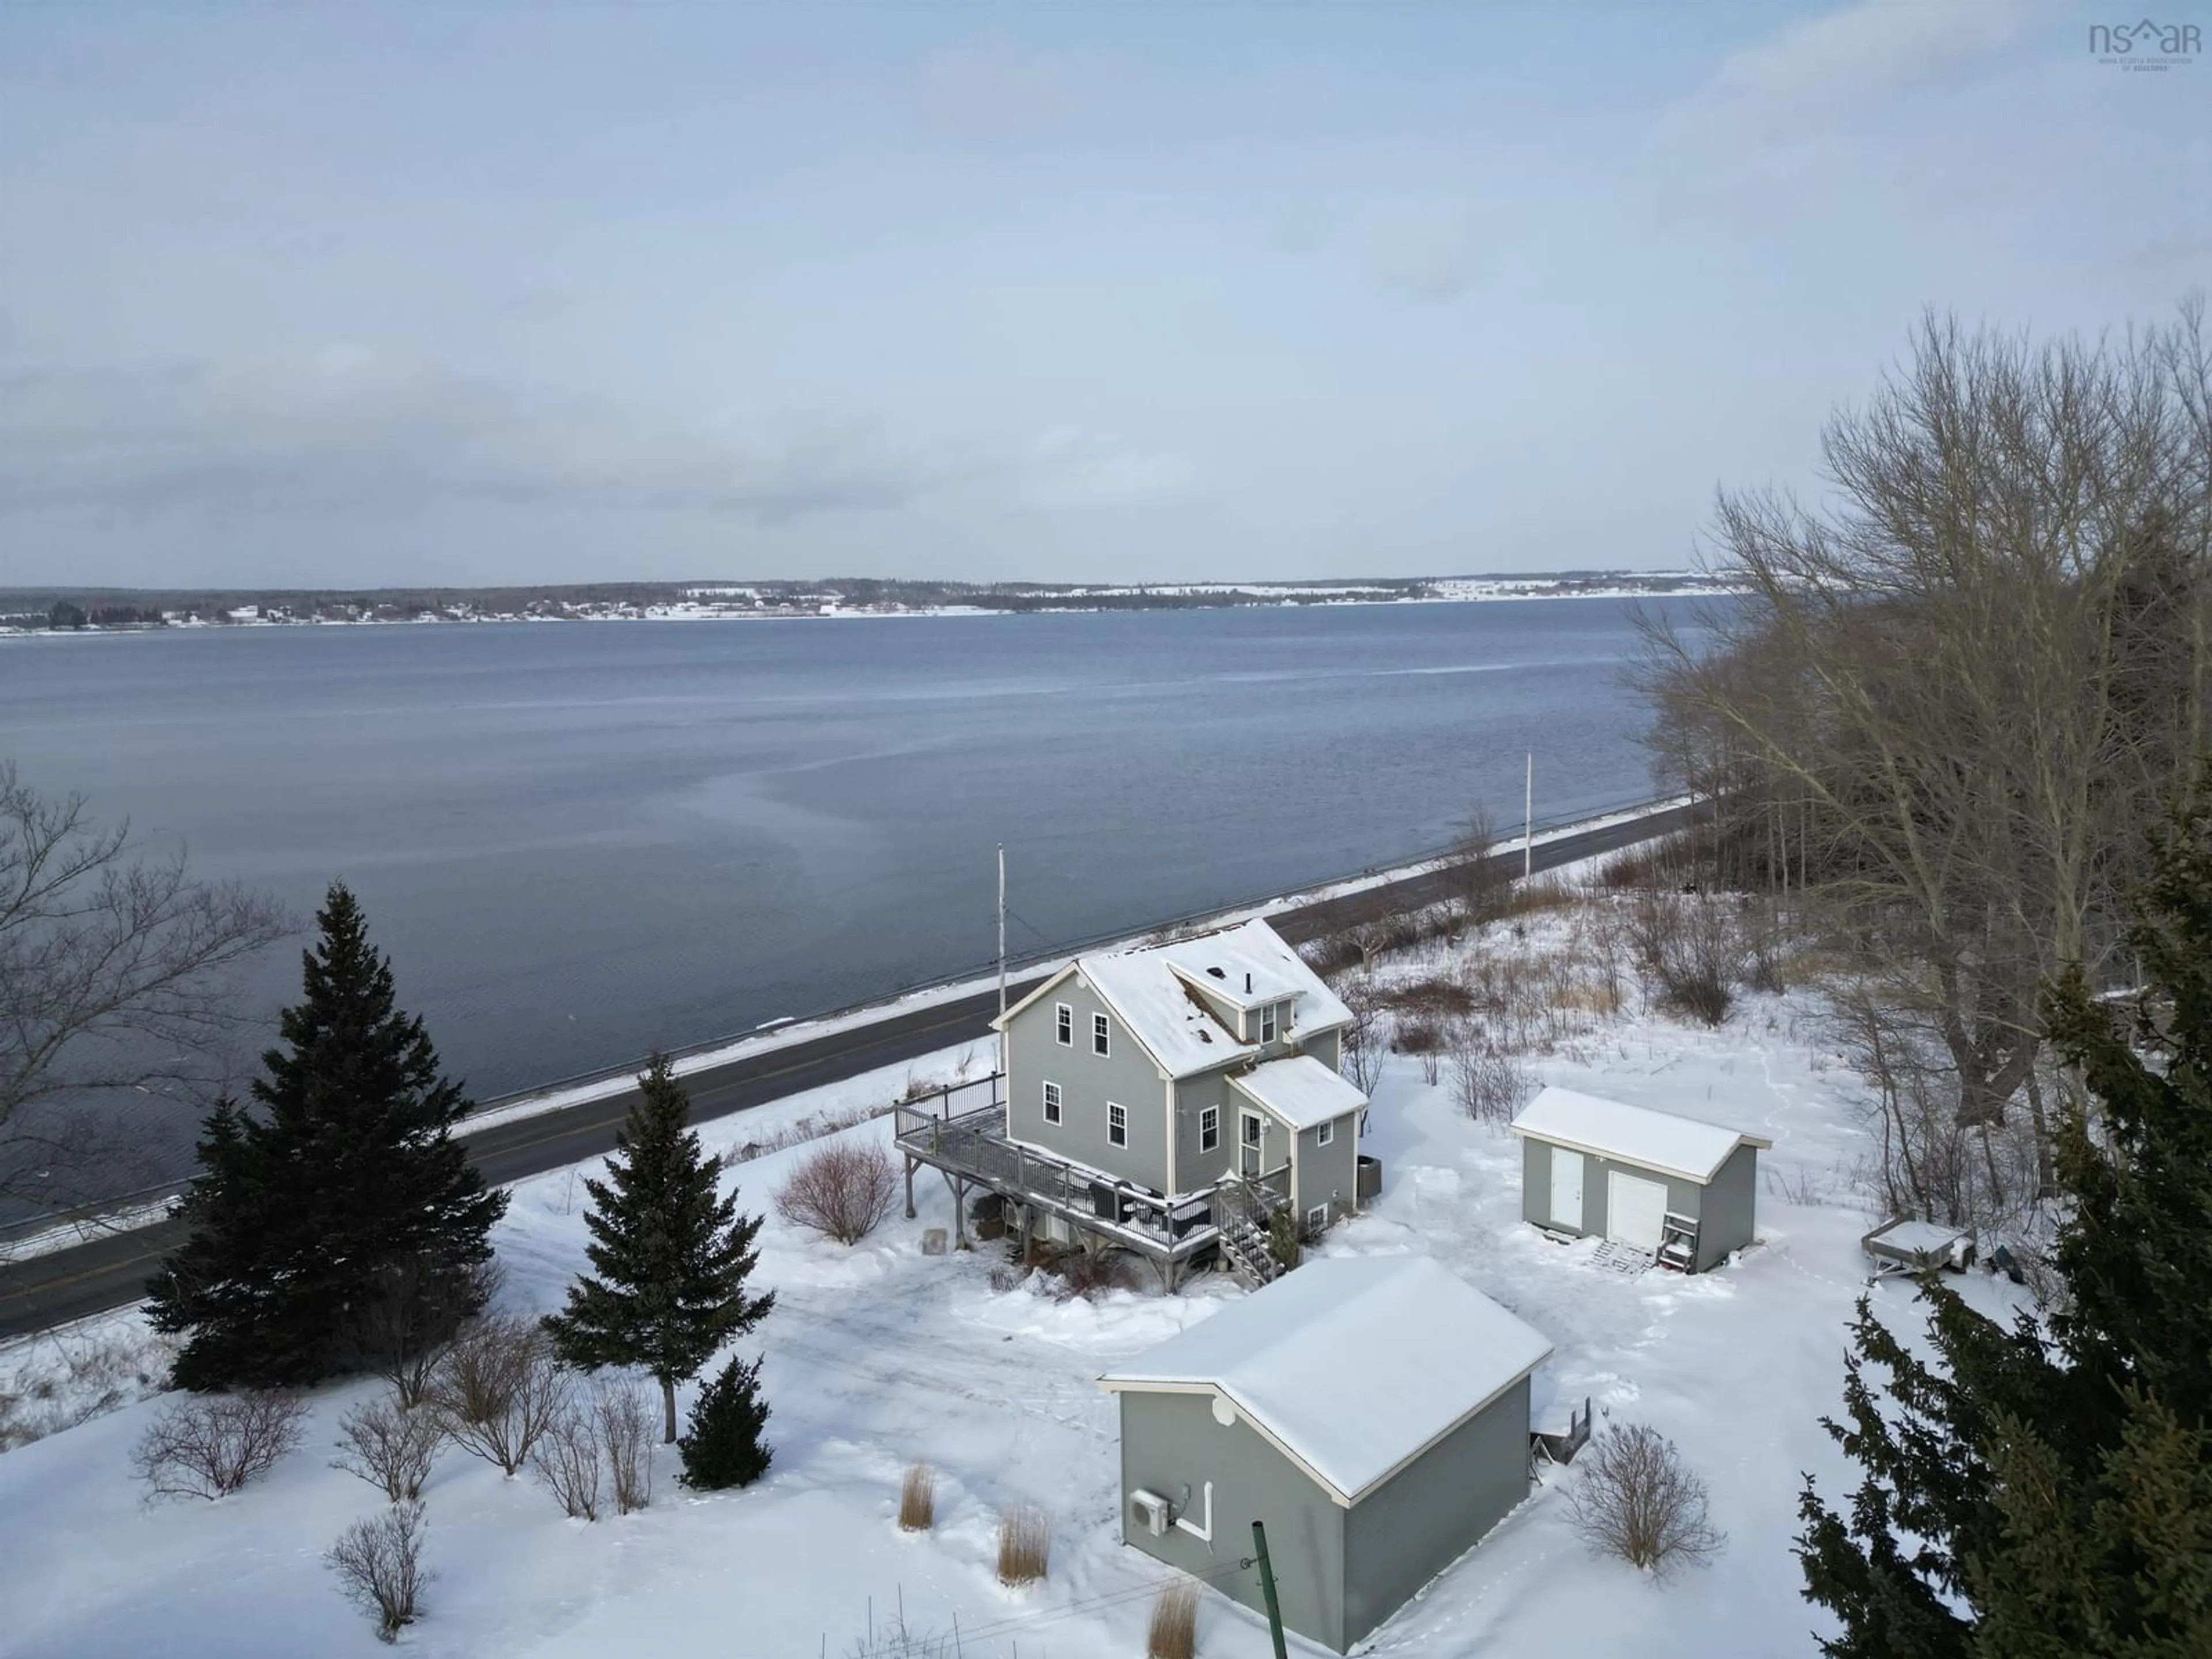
[893,1074,1289,1286]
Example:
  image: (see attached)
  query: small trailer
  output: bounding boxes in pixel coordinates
[1861,1218,1975,1280]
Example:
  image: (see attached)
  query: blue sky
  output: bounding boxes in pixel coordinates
[0,1,2202,587]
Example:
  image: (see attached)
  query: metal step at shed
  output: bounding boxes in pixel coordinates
[1656,1211,1700,1274]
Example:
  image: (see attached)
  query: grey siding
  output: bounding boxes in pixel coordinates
[1119,1391,1349,1652]
[1173,1070,1238,1193]
[1301,1028,1343,1073]
[1519,1137,1709,1257]
[1004,972,1172,1192]
[1342,1377,1532,1647]
[1695,1142,1759,1269]
[1293,1115,1361,1224]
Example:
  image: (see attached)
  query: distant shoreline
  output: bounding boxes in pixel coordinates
[2,574,1743,638]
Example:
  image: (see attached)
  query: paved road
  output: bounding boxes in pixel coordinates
[0,801,1697,1339]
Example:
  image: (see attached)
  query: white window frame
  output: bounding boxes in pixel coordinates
[1316,1118,1335,1147]
[1107,1101,1128,1147]
[1093,1012,1111,1056]
[1260,1004,1278,1043]
[1054,1003,1073,1046]
[1306,1203,1330,1233]
[1199,1105,1219,1153]
[1041,1080,1062,1124]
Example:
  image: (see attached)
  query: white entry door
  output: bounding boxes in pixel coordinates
[1607,1171,1669,1251]
[1549,1149,1585,1230]
[1239,1111,1266,1177]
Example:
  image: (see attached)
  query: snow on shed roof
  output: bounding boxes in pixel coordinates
[1058,918,1351,1080]
[1509,1086,1772,1184]
[1100,1255,1552,1505]
[1231,1055,1367,1130]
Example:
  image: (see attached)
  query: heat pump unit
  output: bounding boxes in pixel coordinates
[1129,1488,1171,1537]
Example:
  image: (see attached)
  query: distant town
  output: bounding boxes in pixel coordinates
[2,571,1737,634]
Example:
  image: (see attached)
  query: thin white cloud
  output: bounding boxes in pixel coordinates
[1021,429,1198,510]
[1676,0,2050,139]
[0,353,929,522]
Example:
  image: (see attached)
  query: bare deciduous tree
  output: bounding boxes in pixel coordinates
[131,1389,307,1501]
[1450,805,1511,926]
[427,1315,569,1477]
[1641,304,2212,1210]
[1562,1423,1725,1574]
[774,1139,899,1245]
[1338,975,1385,1095]
[362,1255,502,1411]
[0,764,291,1209]
[333,1393,442,1504]
[327,1501,429,1642]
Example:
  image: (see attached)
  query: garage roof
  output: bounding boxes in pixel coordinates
[1509,1086,1772,1184]
[1099,1255,1551,1505]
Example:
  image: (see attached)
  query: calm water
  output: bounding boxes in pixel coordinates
[1,601,1688,1160]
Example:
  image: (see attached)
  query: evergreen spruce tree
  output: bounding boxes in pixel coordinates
[1798,777,2212,1657]
[541,1052,774,1442]
[677,1353,773,1491]
[148,882,506,1390]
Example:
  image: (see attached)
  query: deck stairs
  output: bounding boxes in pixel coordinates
[1215,1182,1283,1290]
[1656,1211,1700,1274]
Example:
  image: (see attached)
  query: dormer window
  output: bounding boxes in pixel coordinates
[1260,1004,1278,1044]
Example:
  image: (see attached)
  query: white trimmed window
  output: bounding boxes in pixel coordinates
[1108,1101,1128,1146]
[1093,1012,1111,1056]
[1055,1003,1073,1046]
[1316,1118,1335,1147]
[1260,1003,1278,1043]
[1199,1105,1219,1152]
[1042,1081,1062,1124]
[1306,1203,1330,1233]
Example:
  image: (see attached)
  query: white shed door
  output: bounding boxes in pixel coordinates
[1549,1148,1585,1229]
[1607,1171,1668,1251]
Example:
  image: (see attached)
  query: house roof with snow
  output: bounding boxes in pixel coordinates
[1509,1086,1772,1184]
[1099,1255,1552,1506]
[998,918,1353,1081]
[1230,1054,1367,1130]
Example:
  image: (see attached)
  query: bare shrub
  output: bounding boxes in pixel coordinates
[897,1462,937,1532]
[1563,1423,1725,1574]
[1147,1580,1199,1659]
[1627,889,1738,1026]
[333,1393,442,1503]
[1450,1043,1537,1124]
[997,1502,1051,1586]
[593,1380,655,1515]
[362,1255,502,1411]
[131,1390,307,1501]
[1052,1247,1134,1302]
[1392,1015,1445,1056]
[428,1315,569,1476]
[327,1501,429,1642]
[775,1139,899,1246]
[529,1404,602,1521]
[1378,975,1478,1018]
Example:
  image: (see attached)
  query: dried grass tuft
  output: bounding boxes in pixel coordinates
[1146,1580,1199,1659]
[897,1462,937,1532]
[996,1502,1051,1586]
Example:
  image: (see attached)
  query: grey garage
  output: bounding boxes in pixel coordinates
[1511,1086,1771,1272]
[1099,1255,1552,1653]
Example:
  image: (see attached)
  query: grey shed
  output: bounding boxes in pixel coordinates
[1099,1255,1551,1653]
[1510,1086,1772,1272]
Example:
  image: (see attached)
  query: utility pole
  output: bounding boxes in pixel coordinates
[1251,1521,1290,1659]
[997,843,1007,1020]
[1524,752,1534,880]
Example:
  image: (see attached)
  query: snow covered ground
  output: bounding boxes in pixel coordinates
[0,885,2031,1658]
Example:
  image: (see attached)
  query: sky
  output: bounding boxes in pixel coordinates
[0,1,2203,589]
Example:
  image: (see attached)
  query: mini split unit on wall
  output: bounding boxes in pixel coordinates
[1130,1488,1172,1536]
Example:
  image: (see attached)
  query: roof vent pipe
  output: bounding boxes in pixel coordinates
[1245,972,1252,994]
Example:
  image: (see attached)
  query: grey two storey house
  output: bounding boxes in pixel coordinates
[895,918,1376,1286]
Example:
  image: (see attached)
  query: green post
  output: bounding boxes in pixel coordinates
[1251,1520,1290,1659]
